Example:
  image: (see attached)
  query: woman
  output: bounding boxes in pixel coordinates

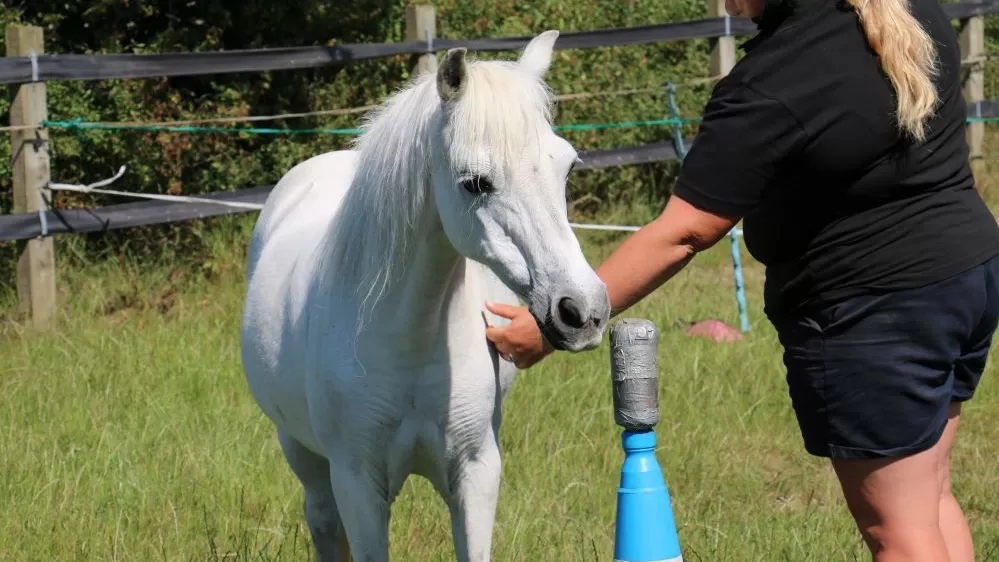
[486,0,999,560]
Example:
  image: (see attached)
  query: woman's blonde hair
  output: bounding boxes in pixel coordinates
[845,0,940,143]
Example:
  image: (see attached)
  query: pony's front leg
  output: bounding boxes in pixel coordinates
[447,433,502,562]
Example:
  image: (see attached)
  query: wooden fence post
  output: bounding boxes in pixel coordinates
[959,15,985,178]
[405,4,437,78]
[7,24,56,331]
[707,0,736,79]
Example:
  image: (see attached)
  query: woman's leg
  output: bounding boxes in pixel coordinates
[937,403,975,562]
[830,436,949,562]
[830,402,972,562]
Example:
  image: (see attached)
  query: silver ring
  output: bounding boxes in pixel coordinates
[504,353,515,362]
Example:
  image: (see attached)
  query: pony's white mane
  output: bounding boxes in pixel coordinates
[317,57,555,321]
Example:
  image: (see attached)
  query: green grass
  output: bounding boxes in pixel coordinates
[1,220,998,562]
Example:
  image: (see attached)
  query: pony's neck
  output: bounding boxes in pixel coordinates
[374,204,468,353]
[319,75,466,341]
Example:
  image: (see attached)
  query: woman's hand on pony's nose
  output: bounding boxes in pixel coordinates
[484,301,553,369]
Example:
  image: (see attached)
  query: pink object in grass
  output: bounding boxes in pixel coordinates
[684,318,743,342]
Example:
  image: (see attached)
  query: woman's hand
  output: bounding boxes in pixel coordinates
[484,302,554,369]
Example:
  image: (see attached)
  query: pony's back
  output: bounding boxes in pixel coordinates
[244,150,359,284]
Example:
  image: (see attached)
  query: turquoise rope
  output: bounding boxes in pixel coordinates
[37,114,994,135]
[39,116,702,136]
[555,117,701,131]
[40,118,364,136]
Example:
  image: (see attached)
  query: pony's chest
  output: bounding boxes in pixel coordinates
[317,352,498,424]
[309,347,499,441]
[307,358,499,488]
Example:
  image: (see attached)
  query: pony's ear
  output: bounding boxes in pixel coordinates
[437,48,468,103]
[518,30,559,78]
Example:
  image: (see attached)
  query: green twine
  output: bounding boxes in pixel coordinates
[39,116,703,136]
[38,114,997,136]
[40,117,364,136]
[554,117,702,132]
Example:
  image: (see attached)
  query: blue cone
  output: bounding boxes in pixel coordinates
[613,429,683,562]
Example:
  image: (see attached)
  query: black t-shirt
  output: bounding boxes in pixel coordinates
[672,0,999,316]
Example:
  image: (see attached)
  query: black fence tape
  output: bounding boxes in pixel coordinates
[0,186,272,242]
[2,1,996,85]
[0,19,753,84]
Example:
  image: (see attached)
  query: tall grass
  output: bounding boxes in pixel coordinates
[1,216,997,561]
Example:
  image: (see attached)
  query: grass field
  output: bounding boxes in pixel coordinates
[1,217,998,562]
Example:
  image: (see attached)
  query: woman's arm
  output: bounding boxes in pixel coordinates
[485,194,739,368]
[596,194,738,317]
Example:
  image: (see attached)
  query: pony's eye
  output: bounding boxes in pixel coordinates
[460,176,494,195]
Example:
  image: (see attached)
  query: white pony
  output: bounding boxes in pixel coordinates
[239,30,610,562]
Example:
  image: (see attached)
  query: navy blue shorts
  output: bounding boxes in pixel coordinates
[769,254,999,460]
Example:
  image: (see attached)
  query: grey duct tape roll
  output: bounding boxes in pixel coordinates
[609,318,660,431]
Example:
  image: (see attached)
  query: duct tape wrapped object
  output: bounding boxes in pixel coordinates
[609,318,660,431]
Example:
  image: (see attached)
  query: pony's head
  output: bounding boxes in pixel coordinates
[429,31,610,352]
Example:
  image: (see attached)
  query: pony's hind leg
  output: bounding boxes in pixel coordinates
[277,431,351,562]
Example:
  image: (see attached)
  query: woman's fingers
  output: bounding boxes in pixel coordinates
[484,301,524,319]
[485,324,506,344]
[483,301,556,369]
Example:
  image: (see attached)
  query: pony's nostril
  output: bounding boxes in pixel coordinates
[557,297,586,329]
